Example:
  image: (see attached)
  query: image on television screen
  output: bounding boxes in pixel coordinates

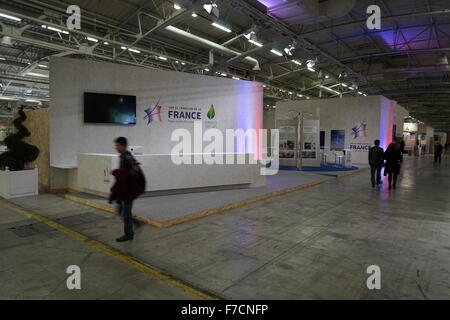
[84,92,137,125]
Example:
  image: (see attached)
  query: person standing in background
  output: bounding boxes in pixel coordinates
[398,138,405,162]
[368,140,384,188]
[434,141,444,164]
[384,143,402,190]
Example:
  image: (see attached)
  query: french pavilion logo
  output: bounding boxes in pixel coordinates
[351,121,368,139]
[144,99,163,125]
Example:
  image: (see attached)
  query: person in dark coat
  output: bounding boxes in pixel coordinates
[384,142,401,190]
[110,137,144,242]
[368,139,384,187]
[434,141,444,164]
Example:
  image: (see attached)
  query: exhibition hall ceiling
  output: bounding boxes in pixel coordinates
[0,0,449,130]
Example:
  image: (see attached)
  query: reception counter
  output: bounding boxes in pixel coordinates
[76,153,265,197]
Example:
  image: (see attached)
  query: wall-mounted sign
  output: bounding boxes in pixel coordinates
[144,101,217,126]
[349,143,370,152]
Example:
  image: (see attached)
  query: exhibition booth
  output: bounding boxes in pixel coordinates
[49,57,265,197]
[274,95,405,166]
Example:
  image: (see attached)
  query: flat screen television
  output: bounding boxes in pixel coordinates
[84,92,136,125]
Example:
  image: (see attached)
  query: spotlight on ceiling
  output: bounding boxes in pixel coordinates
[284,42,296,56]
[203,2,219,17]
[306,59,316,69]
[339,70,348,79]
[244,31,256,40]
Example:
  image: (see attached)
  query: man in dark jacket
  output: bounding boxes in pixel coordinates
[110,137,143,242]
[435,141,444,164]
[368,140,384,187]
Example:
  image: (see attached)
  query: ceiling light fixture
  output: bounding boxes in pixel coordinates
[26,72,48,78]
[284,44,296,56]
[87,37,98,42]
[158,56,167,60]
[248,39,263,47]
[212,22,231,33]
[292,60,302,66]
[0,12,22,22]
[270,49,283,57]
[203,3,219,17]
[192,12,198,17]
[306,59,316,69]
[173,3,182,10]
[244,31,256,40]
[43,25,69,35]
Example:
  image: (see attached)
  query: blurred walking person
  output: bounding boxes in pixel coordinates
[109,137,146,242]
[434,141,443,164]
[384,143,401,190]
[368,140,384,188]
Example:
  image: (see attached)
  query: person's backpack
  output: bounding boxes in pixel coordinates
[135,165,146,196]
[127,153,146,197]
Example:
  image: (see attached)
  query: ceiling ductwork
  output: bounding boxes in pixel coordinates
[165,26,261,70]
[257,0,356,24]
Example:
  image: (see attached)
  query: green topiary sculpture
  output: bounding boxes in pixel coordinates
[0,107,40,171]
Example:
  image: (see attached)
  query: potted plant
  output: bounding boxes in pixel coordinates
[0,107,40,199]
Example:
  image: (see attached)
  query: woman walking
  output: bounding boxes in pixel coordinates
[384,142,402,189]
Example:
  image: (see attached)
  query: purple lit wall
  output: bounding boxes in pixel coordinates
[379,97,395,150]
[233,81,263,158]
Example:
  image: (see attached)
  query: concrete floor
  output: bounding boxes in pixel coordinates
[71,170,334,223]
[1,156,449,299]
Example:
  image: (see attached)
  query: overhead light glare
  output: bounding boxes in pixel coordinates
[292,60,302,66]
[158,56,167,60]
[174,3,182,10]
[87,37,98,42]
[192,12,198,17]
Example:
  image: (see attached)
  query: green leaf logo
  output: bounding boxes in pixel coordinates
[207,104,215,120]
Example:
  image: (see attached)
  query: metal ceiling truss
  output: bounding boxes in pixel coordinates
[0,2,317,102]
